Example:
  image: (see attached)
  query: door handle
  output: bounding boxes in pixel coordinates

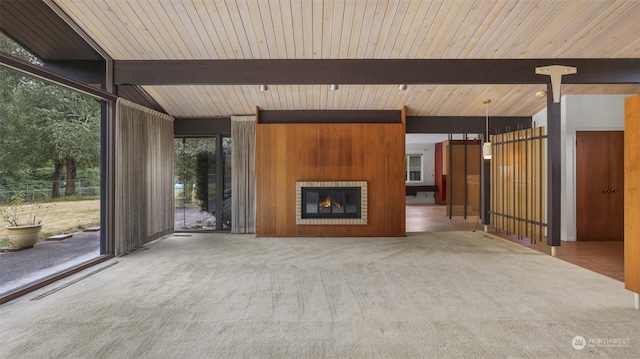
[612,189,617,194]
[604,189,611,194]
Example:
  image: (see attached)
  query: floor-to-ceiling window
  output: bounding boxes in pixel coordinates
[174,135,231,231]
[0,34,105,298]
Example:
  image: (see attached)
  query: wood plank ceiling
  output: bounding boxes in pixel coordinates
[53,0,640,118]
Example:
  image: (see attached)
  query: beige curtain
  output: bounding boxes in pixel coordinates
[115,98,175,256]
[231,115,256,233]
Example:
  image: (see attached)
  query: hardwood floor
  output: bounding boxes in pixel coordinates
[406,204,624,282]
[406,204,480,233]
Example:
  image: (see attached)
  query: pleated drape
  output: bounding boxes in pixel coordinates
[115,98,175,256]
[231,116,256,233]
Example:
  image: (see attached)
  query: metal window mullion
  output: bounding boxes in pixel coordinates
[215,134,224,230]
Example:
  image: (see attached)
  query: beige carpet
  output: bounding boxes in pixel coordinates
[1,231,639,358]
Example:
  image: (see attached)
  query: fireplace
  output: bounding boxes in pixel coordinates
[296,181,367,225]
[302,187,360,219]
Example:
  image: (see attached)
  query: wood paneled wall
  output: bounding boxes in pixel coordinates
[256,119,406,237]
[625,95,640,293]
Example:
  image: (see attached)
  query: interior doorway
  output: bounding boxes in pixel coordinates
[405,133,482,232]
[576,131,624,241]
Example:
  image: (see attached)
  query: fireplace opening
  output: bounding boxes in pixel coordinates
[302,187,361,219]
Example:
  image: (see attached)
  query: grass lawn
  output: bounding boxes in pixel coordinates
[0,199,100,240]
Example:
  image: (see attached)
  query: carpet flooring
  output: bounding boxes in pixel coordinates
[1,231,639,358]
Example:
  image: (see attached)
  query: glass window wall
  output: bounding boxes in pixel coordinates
[174,135,231,231]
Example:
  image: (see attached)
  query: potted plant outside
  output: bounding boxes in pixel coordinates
[1,192,48,249]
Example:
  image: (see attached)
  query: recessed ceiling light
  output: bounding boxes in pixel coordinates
[259,84,269,92]
[398,84,407,90]
[330,84,339,91]
[535,90,546,98]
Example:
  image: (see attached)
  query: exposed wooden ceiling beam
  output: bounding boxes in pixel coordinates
[114,59,640,86]
[406,116,532,134]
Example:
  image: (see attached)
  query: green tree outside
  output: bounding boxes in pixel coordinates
[0,33,100,200]
[174,138,217,212]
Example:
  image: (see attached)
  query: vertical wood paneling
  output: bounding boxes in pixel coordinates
[625,95,640,293]
[52,0,640,118]
[264,0,285,58]
[445,140,481,218]
[138,83,640,119]
[434,142,445,204]
[256,120,405,236]
[491,127,546,242]
[205,1,241,58]
[311,0,324,59]
[58,0,640,61]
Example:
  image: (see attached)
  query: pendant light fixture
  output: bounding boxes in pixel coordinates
[483,99,492,160]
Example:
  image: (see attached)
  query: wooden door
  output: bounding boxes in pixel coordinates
[576,131,624,241]
[434,142,445,204]
[607,131,624,239]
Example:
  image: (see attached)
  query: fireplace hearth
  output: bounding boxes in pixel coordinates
[296,181,368,225]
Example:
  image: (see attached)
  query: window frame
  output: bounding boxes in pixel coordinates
[405,154,424,182]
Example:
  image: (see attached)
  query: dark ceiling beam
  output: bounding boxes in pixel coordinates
[259,110,401,124]
[406,116,532,134]
[116,85,167,113]
[174,118,231,136]
[172,115,531,135]
[0,53,117,101]
[44,60,105,87]
[114,59,640,86]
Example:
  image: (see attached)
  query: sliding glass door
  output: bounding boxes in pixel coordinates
[174,135,231,231]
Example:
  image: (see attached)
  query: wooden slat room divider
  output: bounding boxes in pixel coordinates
[491,127,546,243]
[444,139,481,219]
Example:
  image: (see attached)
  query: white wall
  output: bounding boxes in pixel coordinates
[405,143,436,204]
[405,134,449,204]
[533,94,630,241]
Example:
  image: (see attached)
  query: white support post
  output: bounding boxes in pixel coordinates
[635,293,640,310]
[551,246,557,257]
